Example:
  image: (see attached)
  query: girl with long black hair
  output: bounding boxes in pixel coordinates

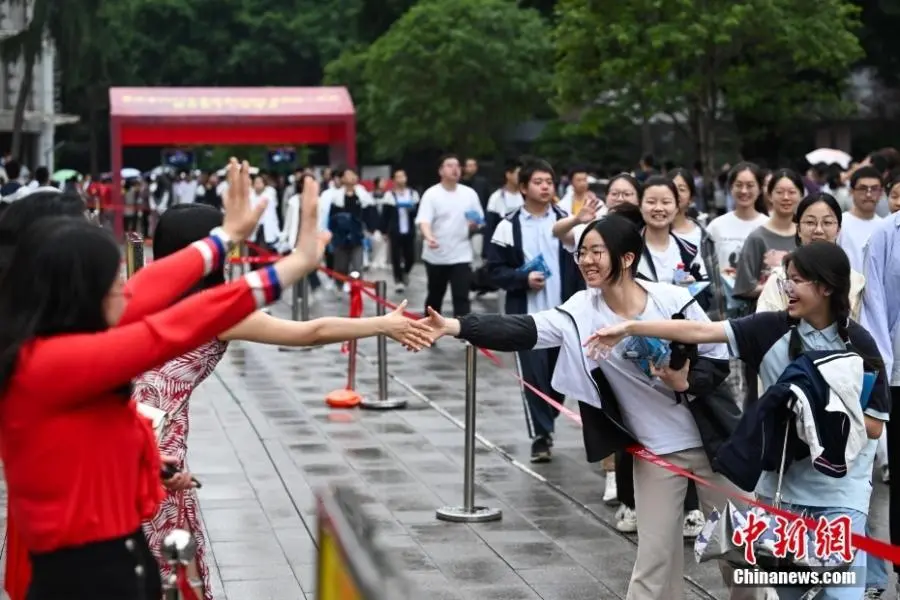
[0,160,323,600]
[588,242,888,600]
[421,215,759,600]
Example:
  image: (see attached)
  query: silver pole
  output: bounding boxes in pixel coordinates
[462,342,477,512]
[435,344,501,523]
[300,277,311,321]
[361,281,406,410]
[240,243,249,275]
[290,281,300,321]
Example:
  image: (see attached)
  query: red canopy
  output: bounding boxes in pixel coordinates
[108,86,357,236]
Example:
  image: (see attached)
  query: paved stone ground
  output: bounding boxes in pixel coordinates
[1,261,895,600]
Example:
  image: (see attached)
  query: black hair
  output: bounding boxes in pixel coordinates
[641,154,656,169]
[576,214,644,285]
[153,204,225,293]
[34,166,50,185]
[0,218,122,388]
[793,192,842,245]
[607,172,642,196]
[608,202,645,228]
[569,164,589,178]
[766,168,805,197]
[639,175,679,205]
[518,159,555,187]
[783,242,883,372]
[668,167,696,200]
[825,164,844,190]
[0,191,87,273]
[869,153,888,175]
[886,168,900,194]
[849,166,882,189]
[504,159,521,174]
[438,154,459,168]
[391,167,407,179]
[726,161,767,214]
[4,160,21,180]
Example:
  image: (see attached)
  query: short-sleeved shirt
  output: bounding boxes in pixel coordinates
[415,183,483,265]
[732,226,797,298]
[724,311,890,514]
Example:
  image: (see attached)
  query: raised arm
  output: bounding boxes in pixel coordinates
[588,319,729,351]
[552,194,601,250]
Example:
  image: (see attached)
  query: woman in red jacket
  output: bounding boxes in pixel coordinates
[0,190,89,600]
[0,160,323,600]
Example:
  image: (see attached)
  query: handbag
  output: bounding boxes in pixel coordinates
[694,421,855,573]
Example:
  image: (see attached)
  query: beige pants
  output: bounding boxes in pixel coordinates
[627,448,761,600]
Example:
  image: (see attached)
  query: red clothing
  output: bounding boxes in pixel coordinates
[3,507,30,600]
[0,238,279,553]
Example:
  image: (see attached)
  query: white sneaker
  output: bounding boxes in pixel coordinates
[396,283,405,293]
[602,472,618,504]
[615,505,637,533]
[683,509,705,538]
[882,465,890,484]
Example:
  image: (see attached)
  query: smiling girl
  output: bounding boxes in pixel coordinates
[587,241,889,600]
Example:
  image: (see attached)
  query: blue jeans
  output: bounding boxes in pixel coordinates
[865,522,889,589]
[758,501,866,600]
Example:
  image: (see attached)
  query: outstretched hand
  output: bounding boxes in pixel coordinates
[419,307,448,343]
[383,300,434,351]
[221,158,267,243]
[575,193,602,224]
[583,322,631,360]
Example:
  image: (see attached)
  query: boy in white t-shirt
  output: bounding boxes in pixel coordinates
[416,155,483,316]
[839,166,883,273]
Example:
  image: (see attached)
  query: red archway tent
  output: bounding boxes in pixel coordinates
[108,86,356,237]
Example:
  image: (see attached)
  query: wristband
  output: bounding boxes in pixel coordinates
[209,226,236,255]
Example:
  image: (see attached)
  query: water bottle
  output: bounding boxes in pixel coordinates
[673,263,689,285]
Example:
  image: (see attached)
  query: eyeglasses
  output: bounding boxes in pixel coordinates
[732,182,758,191]
[853,185,883,196]
[799,218,839,230]
[772,188,801,197]
[575,247,605,263]
[608,190,636,200]
[777,278,815,296]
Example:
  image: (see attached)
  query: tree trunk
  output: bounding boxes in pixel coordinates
[10,49,37,161]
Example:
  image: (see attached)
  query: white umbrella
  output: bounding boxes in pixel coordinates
[121,167,142,179]
[805,148,852,169]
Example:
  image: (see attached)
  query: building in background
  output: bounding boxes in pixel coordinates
[0,0,77,173]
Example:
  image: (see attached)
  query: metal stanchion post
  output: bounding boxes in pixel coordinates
[290,281,301,321]
[125,232,145,278]
[161,529,198,600]
[240,243,249,275]
[300,277,311,321]
[361,280,407,410]
[436,344,502,523]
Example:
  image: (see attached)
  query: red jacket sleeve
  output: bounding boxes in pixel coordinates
[120,235,228,325]
[14,267,282,410]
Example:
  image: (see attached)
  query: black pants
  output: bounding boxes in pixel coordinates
[424,261,472,317]
[516,347,564,439]
[615,451,700,513]
[889,386,900,573]
[390,233,416,284]
[27,529,161,600]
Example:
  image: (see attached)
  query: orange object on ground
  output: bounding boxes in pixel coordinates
[325,389,362,408]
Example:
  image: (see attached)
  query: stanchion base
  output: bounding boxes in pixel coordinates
[359,397,408,410]
[325,389,363,409]
[435,506,502,523]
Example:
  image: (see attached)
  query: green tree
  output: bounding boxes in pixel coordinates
[1,0,102,159]
[553,0,863,173]
[325,0,553,159]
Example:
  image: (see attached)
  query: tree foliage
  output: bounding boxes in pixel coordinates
[553,0,863,171]
[325,0,553,159]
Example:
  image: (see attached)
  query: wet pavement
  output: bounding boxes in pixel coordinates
[1,261,896,599]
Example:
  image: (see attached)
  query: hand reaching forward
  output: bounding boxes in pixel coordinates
[381,300,434,351]
[418,307,461,343]
[583,321,632,360]
[221,158,268,243]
